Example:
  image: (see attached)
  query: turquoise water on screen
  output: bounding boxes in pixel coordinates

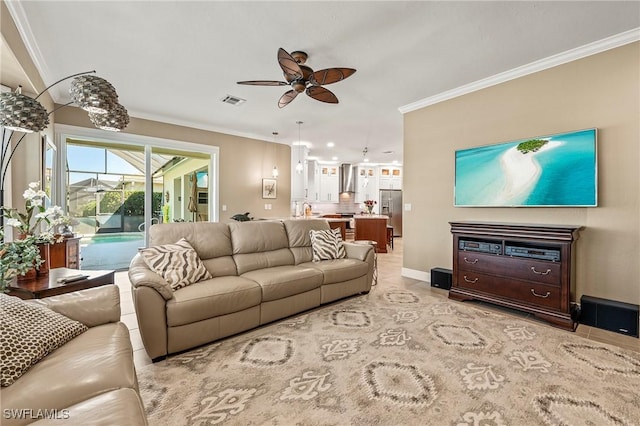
[455,129,596,206]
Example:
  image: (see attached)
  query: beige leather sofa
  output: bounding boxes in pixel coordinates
[129,219,374,361]
[0,285,147,426]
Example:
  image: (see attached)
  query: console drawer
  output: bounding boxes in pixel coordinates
[457,252,561,286]
[456,270,562,310]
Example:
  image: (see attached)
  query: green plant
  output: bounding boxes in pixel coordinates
[0,229,42,292]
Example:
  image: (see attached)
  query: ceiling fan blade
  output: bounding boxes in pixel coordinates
[278,90,299,108]
[278,48,303,80]
[237,80,288,86]
[306,86,339,104]
[312,68,356,85]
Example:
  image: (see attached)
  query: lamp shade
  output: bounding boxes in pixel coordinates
[69,75,119,114]
[0,91,49,133]
[89,104,130,131]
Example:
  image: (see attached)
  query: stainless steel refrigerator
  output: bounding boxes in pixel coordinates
[379,190,402,237]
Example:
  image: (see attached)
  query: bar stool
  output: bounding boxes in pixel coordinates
[353,240,377,286]
[386,225,394,250]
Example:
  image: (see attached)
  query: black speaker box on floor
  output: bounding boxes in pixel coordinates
[430,268,452,290]
[580,295,639,338]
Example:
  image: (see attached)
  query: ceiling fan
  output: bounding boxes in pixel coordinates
[237,48,356,108]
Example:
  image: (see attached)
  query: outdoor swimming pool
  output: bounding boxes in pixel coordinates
[81,233,144,245]
[80,233,144,271]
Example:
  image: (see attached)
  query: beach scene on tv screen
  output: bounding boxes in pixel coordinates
[455,129,597,207]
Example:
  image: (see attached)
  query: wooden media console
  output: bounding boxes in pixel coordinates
[449,221,583,330]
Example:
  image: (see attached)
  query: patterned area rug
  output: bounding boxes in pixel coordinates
[138,286,640,425]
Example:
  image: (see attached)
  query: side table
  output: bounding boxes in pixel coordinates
[7,268,115,299]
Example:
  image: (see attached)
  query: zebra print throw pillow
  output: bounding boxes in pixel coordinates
[309,228,346,261]
[140,238,212,291]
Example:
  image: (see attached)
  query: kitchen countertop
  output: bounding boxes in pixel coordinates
[353,214,389,219]
[259,216,351,222]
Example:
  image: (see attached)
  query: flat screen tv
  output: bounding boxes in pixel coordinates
[454,129,597,207]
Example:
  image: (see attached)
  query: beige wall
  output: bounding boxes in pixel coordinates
[55,107,292,222]
[2,0,291,223]
[403,42,640,305]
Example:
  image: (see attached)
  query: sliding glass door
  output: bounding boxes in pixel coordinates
[55,126,218,271]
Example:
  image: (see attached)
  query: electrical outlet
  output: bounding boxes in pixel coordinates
[404,203,412,211]
[222,204,227,212]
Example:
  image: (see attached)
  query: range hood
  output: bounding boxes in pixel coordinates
[340,164,357,193]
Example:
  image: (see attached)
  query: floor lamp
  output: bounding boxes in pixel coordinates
[0,71,130,227]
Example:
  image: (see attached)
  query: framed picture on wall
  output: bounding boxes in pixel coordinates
[262,178,277,199]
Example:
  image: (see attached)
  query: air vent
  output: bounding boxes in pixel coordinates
[221,95,246,106]
[382,150,394,154]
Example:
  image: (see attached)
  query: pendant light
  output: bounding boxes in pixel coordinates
[271,131,279,178]
[362,147,369,187]
[295,121,304,174]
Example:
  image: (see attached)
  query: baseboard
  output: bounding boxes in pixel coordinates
[401,268,430,283]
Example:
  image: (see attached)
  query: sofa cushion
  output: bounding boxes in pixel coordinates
[0,294,88,387]
[230,220,290,254]
[242,265,323,302]
[139,238,212,291]
[0,323,136,418]
[283,219,330,264]
[301,258,371,285]
[309,228,346,261]
[230,221,295,274]
[166,276,262,327]
[149,222,237,277]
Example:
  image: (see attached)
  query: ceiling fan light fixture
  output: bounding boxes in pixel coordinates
[237,48,355,108]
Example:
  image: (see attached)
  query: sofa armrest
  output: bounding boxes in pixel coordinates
[343,242,373,261]
[32,285,120,328]
[129,253,174,300]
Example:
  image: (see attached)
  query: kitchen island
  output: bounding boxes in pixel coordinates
[354,214,389,253]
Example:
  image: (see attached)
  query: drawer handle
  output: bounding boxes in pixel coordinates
[530,267,551,275]
[530,289,551,298]
[463,257,478,264]
[463,275,478,284]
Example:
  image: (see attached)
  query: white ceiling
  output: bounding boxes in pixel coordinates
[6,1,639,165]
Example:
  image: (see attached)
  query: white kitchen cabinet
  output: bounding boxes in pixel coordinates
[306,160,319,201]
[378,166,402,190]
[318,165,339,202]
[355,166,379,206]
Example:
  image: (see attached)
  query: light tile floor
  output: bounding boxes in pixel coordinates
[116,237,639,371]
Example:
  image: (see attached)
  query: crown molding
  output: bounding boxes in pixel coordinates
[399,28,640,114]
[4,1,54,94]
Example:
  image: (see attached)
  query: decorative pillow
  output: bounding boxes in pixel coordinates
[139,238,212,291]
[309,228,347,261]
[0,293,88,387]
